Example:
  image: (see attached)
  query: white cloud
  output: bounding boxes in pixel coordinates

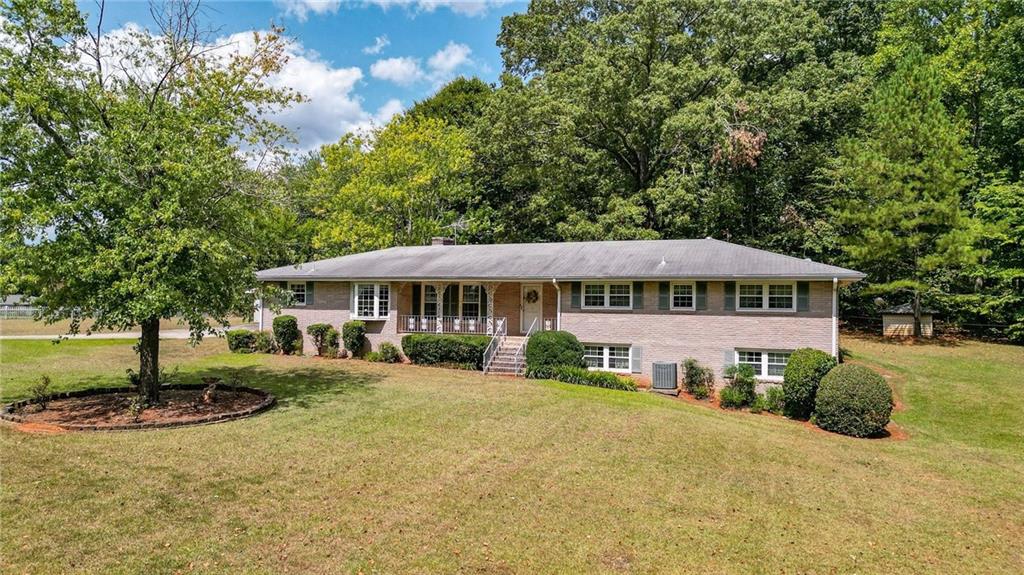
[427,41,471,76]
[375,98,405,123]
[362,35,390,55]
[370,56,424,86]
[273,0,342,22]
[367,0,511,17]
[370,41,472,87]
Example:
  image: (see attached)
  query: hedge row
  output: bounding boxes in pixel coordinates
[548,365,637,392]
[401,334,490,370]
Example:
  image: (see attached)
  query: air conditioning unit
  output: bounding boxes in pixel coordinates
[652,362,678,395]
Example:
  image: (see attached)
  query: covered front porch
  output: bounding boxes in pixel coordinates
[396,281,558,337]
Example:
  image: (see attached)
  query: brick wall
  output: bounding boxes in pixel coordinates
[558,280,835,381]
[262,279,836,373]
[261,281,403,355]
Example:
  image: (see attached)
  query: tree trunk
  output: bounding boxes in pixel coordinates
[139,317,161,403]
[912,290,922,338]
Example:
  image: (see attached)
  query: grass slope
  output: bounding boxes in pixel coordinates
[1,336,1022,574]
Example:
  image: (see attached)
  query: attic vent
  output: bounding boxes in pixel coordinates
[431,237,456,246]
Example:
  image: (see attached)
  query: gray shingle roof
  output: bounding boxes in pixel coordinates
[883,303,938,315]
[257,239,864,282]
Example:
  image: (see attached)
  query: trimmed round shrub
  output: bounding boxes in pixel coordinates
[364,351,383,362]
[342,320,367,356]
[272,316,300,355]
[783,348,838,419]
[378,341,401,363]
[524,331,585,378]
[401,334,490,369]
[253,331,274,354]
[226,329,256,353]
[307,323,336,356]
[815,364,893,437]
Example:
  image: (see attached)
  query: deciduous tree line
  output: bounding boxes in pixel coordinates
[284,0,1023,340]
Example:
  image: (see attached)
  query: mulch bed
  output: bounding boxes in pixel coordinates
[1,384,275,432]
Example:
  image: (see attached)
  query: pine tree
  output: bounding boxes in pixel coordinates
[829,49,981,336]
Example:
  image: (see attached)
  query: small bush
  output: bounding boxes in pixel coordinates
[549,365,637,392]
[378,341,401,363]
[815,364,893,437]
[226,329,256,353]
[763,385,785,414]
[401,334,491,370]
[364,351,383,362]
[342,320,367,356]
[783,348,838,419]
[307,323,338,356]
[719,386,747,409]
[273,316,300,355]
[28,375,52,411]
[253,331,274,353]
[723,363,756,406]
[682,358,714,399]
[524,331,585,378]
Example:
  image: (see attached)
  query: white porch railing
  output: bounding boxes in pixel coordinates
[398,315,504,335]
[481,317,507,374]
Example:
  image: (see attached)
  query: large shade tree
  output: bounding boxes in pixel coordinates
[0,0,298,402]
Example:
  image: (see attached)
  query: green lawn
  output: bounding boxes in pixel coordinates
[1,335,1022,574]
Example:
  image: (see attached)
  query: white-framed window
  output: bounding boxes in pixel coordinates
[735,349,792,380]
[583,344,631,372]
[422,285,438,317]
[289,283,307,306]
[354,283,390,320]
[462,285,481,318]
[671,282,695,310]
[737,282,796,311]
[582,282,632,309]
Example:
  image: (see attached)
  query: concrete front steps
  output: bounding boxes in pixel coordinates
[485,336,528,376]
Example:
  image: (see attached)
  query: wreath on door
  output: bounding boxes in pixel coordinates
[524,289,539,304]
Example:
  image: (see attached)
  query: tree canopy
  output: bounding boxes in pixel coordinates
[0,0,297,400]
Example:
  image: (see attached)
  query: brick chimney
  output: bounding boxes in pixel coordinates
[431,237,456,246]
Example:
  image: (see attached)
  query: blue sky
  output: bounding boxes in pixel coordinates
[78,1,525,152]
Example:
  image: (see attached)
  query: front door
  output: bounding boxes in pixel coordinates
[521,284,543,333]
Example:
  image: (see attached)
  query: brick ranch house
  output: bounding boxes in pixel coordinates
[255,238,864,381]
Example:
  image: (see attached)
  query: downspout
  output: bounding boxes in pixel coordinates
[552,278,561,331]
[832,277,838,358]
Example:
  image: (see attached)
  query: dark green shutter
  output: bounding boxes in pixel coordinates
[306,281,315,306]
[724,281,735,311]
[480,285,488,318]
[412,283,421,315]
[571,282,581,309]
[797,281,810,312]
[658,282,670,310]
[632,281,644,309]
[696,282,707,310]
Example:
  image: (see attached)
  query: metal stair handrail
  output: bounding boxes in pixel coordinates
[510,317,538,377]
[482,317,507,374]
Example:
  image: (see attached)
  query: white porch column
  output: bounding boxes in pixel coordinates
[482,282,500,335]
[428,282,449,334]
